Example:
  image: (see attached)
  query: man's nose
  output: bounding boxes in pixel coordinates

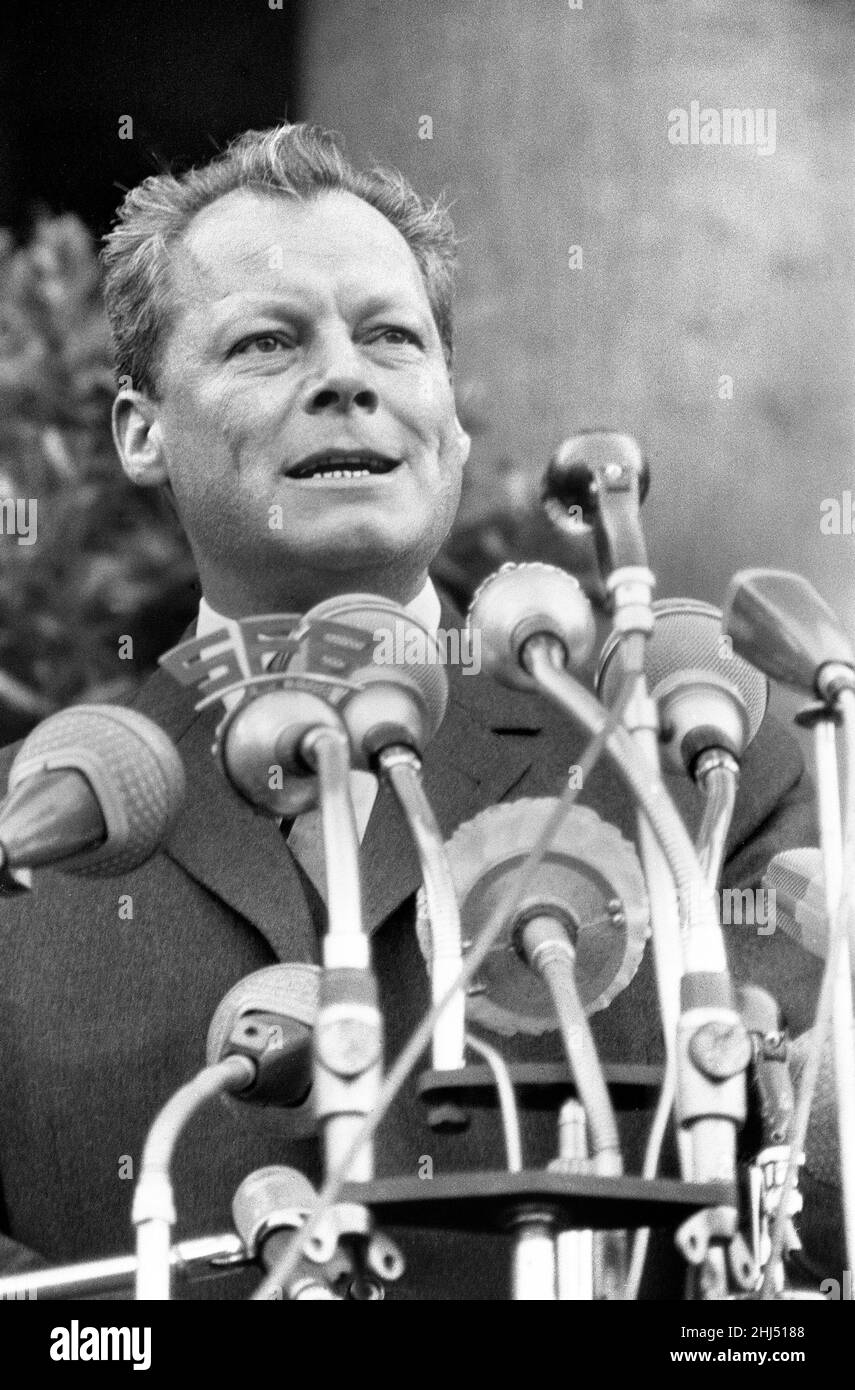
[302,340,379,415]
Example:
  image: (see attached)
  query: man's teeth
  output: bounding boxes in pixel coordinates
[306,467,373,480]
[292,453,397,479]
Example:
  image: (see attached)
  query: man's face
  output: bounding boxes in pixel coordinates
[117,187,470,612]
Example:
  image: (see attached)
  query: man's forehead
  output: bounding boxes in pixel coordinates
[170,187,430,308]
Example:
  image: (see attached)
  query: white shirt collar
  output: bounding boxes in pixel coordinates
[196,578,442,646]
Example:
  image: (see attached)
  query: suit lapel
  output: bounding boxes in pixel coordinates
[131,666,320,963]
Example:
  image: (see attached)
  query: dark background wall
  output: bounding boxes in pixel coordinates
[0,0,303,235]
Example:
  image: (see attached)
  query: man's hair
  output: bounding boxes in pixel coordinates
[100,122,457,397]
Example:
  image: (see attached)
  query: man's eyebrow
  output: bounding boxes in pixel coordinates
[202,296,312,340]
[209,294,309,318]
[199,289,435,343]
[356,293,432,323]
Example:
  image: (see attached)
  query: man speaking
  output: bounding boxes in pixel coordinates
[0,123,836,1298]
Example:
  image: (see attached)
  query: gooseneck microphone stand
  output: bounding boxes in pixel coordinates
[724,568,855,1294]
[219,689,387,1297]
[792,696,855,1288]
[544,434,684,1180]
[379,745,466,1071]
[693,751,740,892]
[133,1057,255,1299]
[542,432,749,1298]
[300,723,381,1193]
[268,594,466,1076]
[819,689,855,1286]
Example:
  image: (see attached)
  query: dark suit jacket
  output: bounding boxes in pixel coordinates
[0,627,832,1299]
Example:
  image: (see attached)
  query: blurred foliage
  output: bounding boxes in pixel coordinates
[0,213,594,744]
[0,215,198,742]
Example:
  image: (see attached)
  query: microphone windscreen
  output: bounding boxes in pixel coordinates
[724,568,855,697]
[298,593,449,743]
[206,964,320,1139]
[232,1166,319,1257]
[598,598,768,745]
[6,704,185,876]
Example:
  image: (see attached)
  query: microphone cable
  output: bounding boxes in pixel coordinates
[466,1032,523,1173]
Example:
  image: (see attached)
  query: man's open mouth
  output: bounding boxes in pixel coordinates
[286,451,401,481]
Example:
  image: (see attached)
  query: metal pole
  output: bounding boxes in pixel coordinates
[814,714,855,1290]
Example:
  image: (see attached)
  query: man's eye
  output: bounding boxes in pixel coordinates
[232,334,291,356]
[369,326,423,347]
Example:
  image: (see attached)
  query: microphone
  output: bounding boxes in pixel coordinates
[421,796,646,1174]
[597,598,768,779]
[417,797,650,1037]
[278,593,448,766]
[0,704,185,882]
[206,964,320,1139]
[287,595,463,1070]
[217,687,346,817]
[731,576,855,1281]
[216,592,448,814]
[232,1167,341,1300]
[599,599,768,889]
[466,562,597,693]
[723,569,855,703]
[542,430,651,576]
[543,430,651,519]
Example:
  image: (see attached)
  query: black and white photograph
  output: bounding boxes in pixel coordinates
[0,0,852,1353]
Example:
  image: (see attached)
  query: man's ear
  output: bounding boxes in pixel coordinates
[454,415,472,470]
[112,390,169,486]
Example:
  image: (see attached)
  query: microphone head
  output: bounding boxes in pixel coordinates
[723,569,855,698]
[597,598,768,775]
[232,1166,320,1259]
[542,430,651,525]
[466,562,596,692]
[218,688,345,817]
[5,704,185,875]
[286,594,449,760]
[417,798,649,1036]
[207,964,320,1139]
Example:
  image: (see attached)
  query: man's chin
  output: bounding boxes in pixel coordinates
[281,514,429,564]
[307,538,429,582]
